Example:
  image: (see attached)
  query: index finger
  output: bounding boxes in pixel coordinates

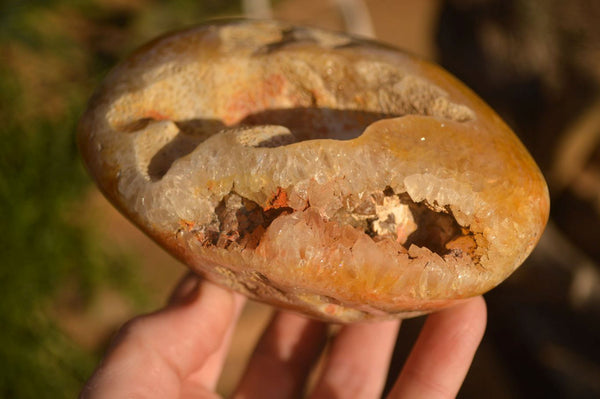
[388,296,487,399]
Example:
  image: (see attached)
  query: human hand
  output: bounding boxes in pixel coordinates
[80,272,486,399]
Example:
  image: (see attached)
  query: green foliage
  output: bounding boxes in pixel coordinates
[0,0,242,397]
[0,66,99,398]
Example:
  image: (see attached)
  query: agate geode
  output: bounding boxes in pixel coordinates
[78,20,549,322]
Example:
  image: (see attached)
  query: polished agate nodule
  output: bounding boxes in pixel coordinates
[79,20,549,322]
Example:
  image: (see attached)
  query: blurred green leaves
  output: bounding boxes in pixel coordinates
[0,0,241,397]
[0,62,102,398]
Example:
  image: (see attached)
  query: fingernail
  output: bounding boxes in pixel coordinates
[168,272,201,306]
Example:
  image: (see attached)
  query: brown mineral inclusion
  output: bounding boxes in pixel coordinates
[78,20,550,322]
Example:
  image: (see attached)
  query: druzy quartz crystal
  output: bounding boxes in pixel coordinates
[79,20,550,322]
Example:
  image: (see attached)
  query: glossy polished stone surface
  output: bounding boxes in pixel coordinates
[79,20,549,322]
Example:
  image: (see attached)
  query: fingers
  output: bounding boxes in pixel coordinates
[310,319,401,399]
[80,273,245,399]
[233,312,399,399]
[81,273,486,399]
[388,296,487,399]
[232,311,328,399]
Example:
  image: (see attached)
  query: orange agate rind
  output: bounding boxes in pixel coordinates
[79,20,549,322]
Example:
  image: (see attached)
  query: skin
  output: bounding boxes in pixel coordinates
[80,272,487,399]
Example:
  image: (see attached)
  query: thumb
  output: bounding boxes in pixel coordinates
[80,273,243,399]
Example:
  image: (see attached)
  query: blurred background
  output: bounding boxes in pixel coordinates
[1,0,599,397]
